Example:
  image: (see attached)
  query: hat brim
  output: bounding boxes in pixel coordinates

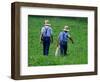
[45,24,51,26]
[63,29,69,31]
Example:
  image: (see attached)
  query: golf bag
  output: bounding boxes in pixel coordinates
[55,45,60,56]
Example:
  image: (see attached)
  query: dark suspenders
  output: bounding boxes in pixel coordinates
[45,28,48,36]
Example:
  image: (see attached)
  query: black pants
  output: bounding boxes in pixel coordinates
[43,37,50,56]
[60,42,68,55]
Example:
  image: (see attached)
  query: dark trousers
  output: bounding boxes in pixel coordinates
[43,37,50,56]
[60,42,68,55]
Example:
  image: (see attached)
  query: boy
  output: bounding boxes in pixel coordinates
[40,20,53,56]
[58,25,74,55]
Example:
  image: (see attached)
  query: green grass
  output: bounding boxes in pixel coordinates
[28,15,88,66]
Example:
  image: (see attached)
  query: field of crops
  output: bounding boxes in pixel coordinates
[28,15,88,66]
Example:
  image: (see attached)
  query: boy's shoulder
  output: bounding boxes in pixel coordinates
[59,31,63,34]
[59,31,63,36]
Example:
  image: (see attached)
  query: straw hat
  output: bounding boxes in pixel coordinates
[45,23,51,26]
[63,25,70,31]
[45,20,49,24]
[44,20,51,26]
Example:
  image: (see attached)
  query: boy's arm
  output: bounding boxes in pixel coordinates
[57,35,60,47]
[56,37,59,47]
[40,33,43,44]
[40,27,43,44]
[50,35,53,43]
[50,28,53,43]
[69,37,74,44]
[68,33,74,44]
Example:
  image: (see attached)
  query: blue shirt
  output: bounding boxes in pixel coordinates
[58,31,70,42]
[41,26,53,37]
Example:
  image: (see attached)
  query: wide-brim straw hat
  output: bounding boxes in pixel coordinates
[63,25,70,31]
[44,23,51,26]
[44,20,51,26]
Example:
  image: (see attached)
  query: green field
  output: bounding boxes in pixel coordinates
[28,15,88,66]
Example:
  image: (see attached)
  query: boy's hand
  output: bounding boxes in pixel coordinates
[69,37,74,44]
[72,41,74,44]
[50,35,53,43]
